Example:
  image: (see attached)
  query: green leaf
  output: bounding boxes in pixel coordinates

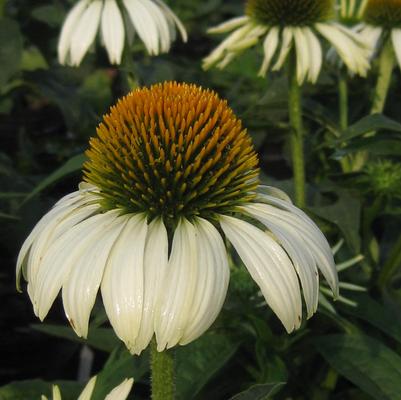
[310,190,361,252]
[229,382,285,400]
[22,153,86,204]
[32,323,119,353]
[333,114,401,143]
[342,294,401,345]
[0,18,23,87]
[0,212,19,220]
[0,380,81,400]
[91,347,148,400]
[315,334,401,400]
[21,47,48,71]
[176,333,240,400]
[31,4,65,27]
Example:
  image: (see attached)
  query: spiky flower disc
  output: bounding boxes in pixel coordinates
[364,0,401,27]
[84,82,259,224]
[246,0,334,26]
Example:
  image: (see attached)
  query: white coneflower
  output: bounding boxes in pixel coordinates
[203,0,371,84]
[357,0,401,69]
[58,0,187,66]
[17,82,338,355]
[42,376,133,400]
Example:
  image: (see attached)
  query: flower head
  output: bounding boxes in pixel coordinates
[203,0,370,83]
[357,0,401,69]
[42,376,133,400]
[17,82,338,355]
[58,0,187,66]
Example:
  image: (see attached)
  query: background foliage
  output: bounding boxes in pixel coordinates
[1,0,401,399]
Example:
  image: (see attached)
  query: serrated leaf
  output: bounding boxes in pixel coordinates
[229,382,286,400]
[176,333,240,400]
[315,334,401,400]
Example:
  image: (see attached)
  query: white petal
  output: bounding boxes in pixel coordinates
[77,376,97,400]
[34,212,117,321]
[62,214,127,338]
[258,27,279,77]
[101,214,148,354]
[180,218,230,345]
[134,218,168,353]
[105,378,134,400]
[293,27,310,85]
[315,22,370,76]
[58,0,90,64]
[255,194,339,297]
[273,28,293,71]
[153,0,188,42]
[123,0,160,55]
[207,16,249,34]
[155,218,198,350]
[101,0,125,64]
[220,215,302,333]
[304,28,322,83]
[242,203,319,317]
[52,385,62,400]
[358,24,382,57]
[69,0,103,66]
[392,29,401,69]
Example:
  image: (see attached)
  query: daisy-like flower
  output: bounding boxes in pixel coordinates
[58,0,187,66]
[203,0,371,84]
[42,376,133,400]
[357,0,401,68]
[16,82,338,355]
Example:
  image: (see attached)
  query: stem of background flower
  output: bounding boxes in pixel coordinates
[378,233,401,290]
[338,69,352,173]
[288,51,306,208]
[351,39,395,170]
[150,339,175,400]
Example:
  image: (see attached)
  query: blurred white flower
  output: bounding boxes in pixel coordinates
[357,0,401,69]
[203,0,371,84]
[338,0,368,21]
[58,0,187,66]
[16,82,338,355]
[41,376,133,400]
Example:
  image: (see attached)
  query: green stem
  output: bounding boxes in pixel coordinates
[351,38,395,171]
[150,339,175,400]
[338,70,352,173]
[371,39,395,115]
[288,52,306,208]
[378,233,401,290]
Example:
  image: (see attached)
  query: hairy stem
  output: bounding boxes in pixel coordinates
[150,339,175,400]
[338,70,352,173]
[288,51,306,207]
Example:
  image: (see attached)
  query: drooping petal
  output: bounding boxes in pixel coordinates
[134,218,168,353]
[358,24,382,57]
[62,214,128,338]
[258,27,279,77]
[68,0,103,65]
[77,376,97,400]
[207,16,249,34]
[392,29,401,69]
[101,0,125,64]
[52,385,62,400]
[153,0,188,42]
[101,214,148,354]
[105,378,134,400]
[293,27,310,84]
[255,194,339,297]
[241,203,319,317]
[304,28,322,83]
[180,217,230,345]
[273,28,293,71]
[33,212,117,321]
[58,0,90,64]
[154,218,198,351]
[123,0,160,54]
[315,22,370,76]
[220,215,302,333]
